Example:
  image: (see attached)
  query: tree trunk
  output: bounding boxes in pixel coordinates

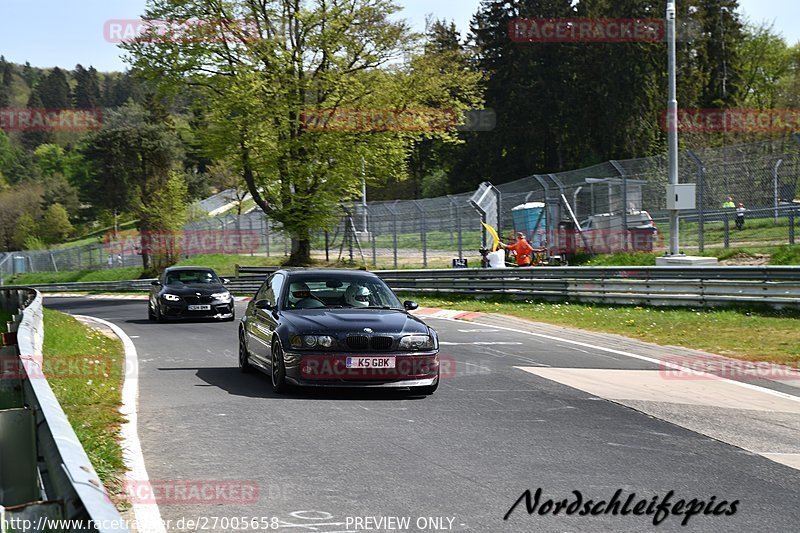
[286,236,311,266]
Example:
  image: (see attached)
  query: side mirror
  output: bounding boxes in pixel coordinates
[255,299,274,311]
[151,280,161,286]
[222,278,231,284]
[404,300,419,311]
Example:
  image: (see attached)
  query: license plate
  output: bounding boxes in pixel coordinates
[188,305,211,311]
[346,357,395,369]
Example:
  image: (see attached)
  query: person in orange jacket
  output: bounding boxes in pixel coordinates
[500,232,533,267]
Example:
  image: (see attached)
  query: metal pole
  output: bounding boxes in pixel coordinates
[667,1,680,256]
[774,159,783,224]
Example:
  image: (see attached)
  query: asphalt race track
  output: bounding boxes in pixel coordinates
[46,297,800,533]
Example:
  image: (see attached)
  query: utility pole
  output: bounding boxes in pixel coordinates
[657,3,716,266]
[667,1,679,256]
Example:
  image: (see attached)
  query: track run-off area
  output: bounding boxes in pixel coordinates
[45,296,800,533]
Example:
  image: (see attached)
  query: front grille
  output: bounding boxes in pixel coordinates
[184,296,212,305]
[371,336,393,351]
[346,335,369,350]
[345,335,394,351]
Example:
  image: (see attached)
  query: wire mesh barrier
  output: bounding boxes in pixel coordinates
[1,137,799,279]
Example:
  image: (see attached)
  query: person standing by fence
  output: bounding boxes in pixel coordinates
[736,203,747,230]
[500,232,533,267]
[723,196,735,209]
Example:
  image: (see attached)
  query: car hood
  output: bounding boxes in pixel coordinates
[280,309,430,335]
[163,283,227,295]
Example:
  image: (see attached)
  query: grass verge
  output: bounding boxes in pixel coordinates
[42,308,127,505]
[406,294,800,367]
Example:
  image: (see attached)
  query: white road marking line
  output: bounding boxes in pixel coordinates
[440,341,523,346]
[73,315,167,533]
[555,343,593,355]
[457,328,500,333]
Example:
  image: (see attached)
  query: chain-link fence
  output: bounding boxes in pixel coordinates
[2,136,799,279]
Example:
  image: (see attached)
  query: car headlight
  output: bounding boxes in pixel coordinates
[290,335,334,349]
[400,335,434,350]
[212,292,232,302]
[163,294,181,302]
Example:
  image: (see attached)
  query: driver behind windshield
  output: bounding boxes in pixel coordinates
[344,283,371,308]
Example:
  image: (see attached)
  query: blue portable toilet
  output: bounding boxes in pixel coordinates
[13,256,27,274]
[512,202,546,247]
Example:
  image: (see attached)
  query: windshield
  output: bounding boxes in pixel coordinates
[283,276,403,310]
[165,270,221,285]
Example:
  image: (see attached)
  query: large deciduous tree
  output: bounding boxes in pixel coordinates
[123,0,476,264]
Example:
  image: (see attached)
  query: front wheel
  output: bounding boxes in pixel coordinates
[238,330,252,374]
[148,302,156,321]
[271,341,291,394]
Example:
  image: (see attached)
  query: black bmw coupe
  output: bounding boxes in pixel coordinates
[239,269,440,395]
[148,267,235,322]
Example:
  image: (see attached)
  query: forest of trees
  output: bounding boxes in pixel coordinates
[1,0,799,265]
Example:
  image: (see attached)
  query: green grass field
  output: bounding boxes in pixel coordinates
[408,294,800,367]
[41,308,127,505]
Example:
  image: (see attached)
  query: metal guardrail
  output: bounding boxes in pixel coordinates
[233,266,800,308]
[1,287,128,532]
[15,266,800,309]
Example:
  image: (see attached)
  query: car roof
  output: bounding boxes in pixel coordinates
[164,266,217,272]
[282,269,379,280]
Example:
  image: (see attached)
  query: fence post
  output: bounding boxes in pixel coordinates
[450,196,463,260]
[687,150,705,253]
[248,216,255,257]
[610,160,628,251]
[774,159,783,224]
[414,201,427,268]
[723,216,730,248]
[790,209,796,245]
[265,218,271,257]
[367,205,377,268]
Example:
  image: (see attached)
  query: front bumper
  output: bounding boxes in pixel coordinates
[161,299,234,319]
[283,351,439,388]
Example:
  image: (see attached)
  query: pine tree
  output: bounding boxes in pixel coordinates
[38,67,71,109]
[20,87,54,149]
[74,64,102,109]
[0,56,11,108]
[21,62,39,88]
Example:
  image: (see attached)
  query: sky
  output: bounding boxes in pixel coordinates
[0,1,797,72]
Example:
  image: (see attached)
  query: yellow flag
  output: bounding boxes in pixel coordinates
[481,222,501,252]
